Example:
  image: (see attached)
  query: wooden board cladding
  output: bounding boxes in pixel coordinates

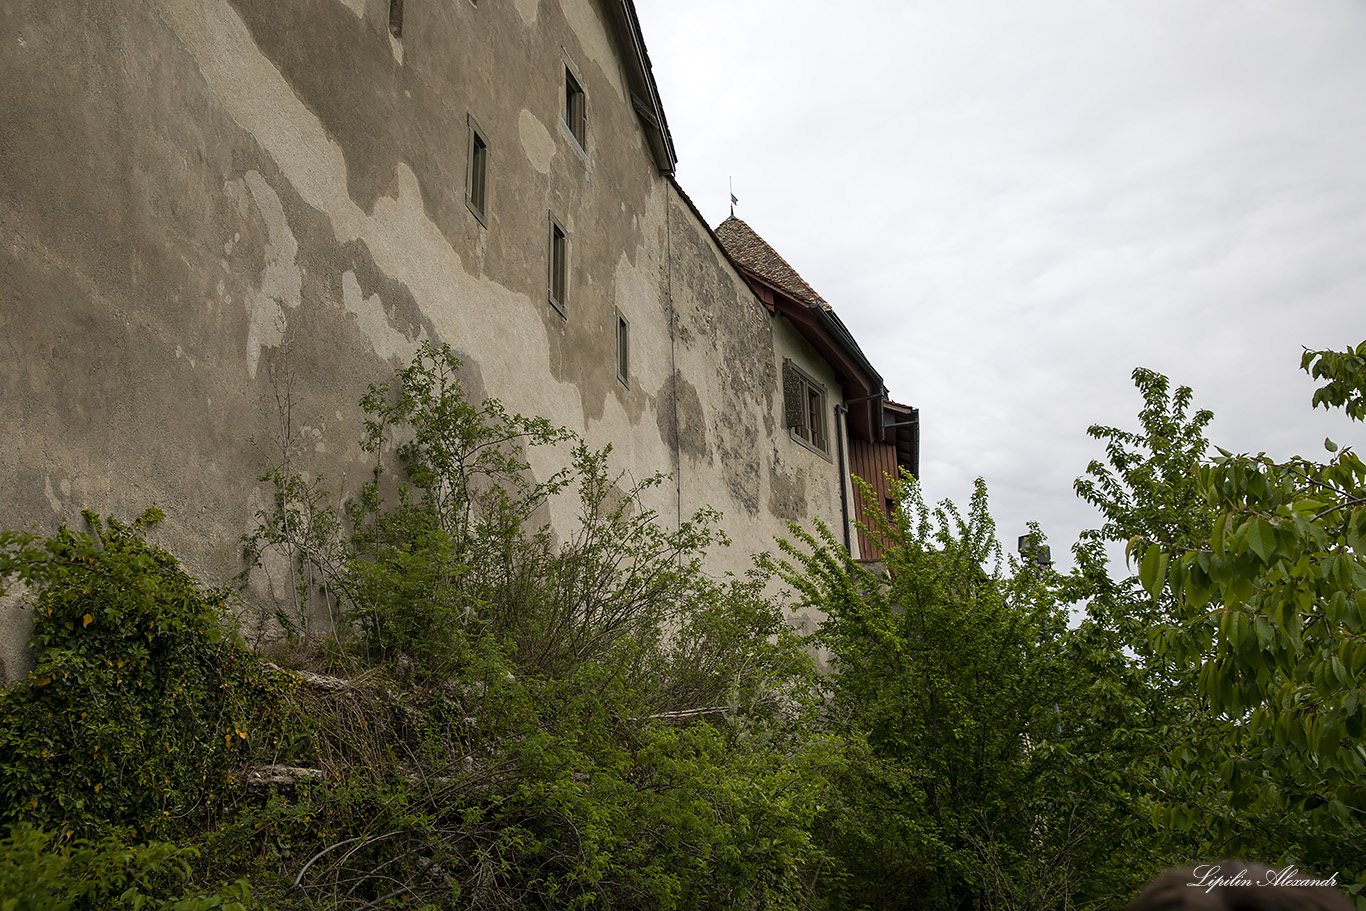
[849,436,902,561]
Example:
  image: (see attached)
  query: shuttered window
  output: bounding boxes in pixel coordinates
[782,359,828,455]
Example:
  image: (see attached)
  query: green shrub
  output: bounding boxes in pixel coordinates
[233,342,832,908]
[0,823,258,911]
[0,343,833,909]
[0,511,293,842]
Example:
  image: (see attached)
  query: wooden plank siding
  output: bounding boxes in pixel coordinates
[849,436,902,561]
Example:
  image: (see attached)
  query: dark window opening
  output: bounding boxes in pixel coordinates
[549,217,568,316]
[616,310,629,387]
[388,0,403,38]
[467,117,489,224]
[564,68,586,148]
[806,386,824,450]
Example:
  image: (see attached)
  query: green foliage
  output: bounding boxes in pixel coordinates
[1304,340,1366,421]
[1063,369,1235,890]
[0,824,257,911]
[1071,345,1366,904]
[1132,440,1366,883]
[0,511,292,843]
[358,340,577,541]
[232,341,831,907]
[770,476,1094,911]
[17,333,1366,908]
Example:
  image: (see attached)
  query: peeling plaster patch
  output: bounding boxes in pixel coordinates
[519,109,555,174]
[768,463,808,520]
[158,0,369,243]
[720,438,761,516]
[333,0,366,18]
[673,374,708,461]
[243,170,302,379]
[560,0,624,101]
[342,270,423,363]
[157,0,583,491]
[513,0,538,24]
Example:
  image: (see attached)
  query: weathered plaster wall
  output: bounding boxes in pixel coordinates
[0,0,853,680]
[663,194,853,657]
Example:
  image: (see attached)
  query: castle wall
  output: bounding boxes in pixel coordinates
[0,0,854,680]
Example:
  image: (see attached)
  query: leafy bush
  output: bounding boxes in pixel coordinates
[0,510,294,843]
[769,478,1112,911]
[0,823,257,911]
[231,342,832,907]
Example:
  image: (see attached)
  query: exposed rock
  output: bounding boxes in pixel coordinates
[245,764,325,794]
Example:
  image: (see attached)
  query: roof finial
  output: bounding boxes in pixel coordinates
[729,177,737,218]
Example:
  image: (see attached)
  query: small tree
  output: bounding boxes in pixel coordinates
[1127,342,1366,899]
[770,476,1092,911]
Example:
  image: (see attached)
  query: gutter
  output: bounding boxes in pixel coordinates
[807,302,884,437]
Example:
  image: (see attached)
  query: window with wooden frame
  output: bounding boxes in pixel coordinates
[563,67,586,150]
[466,115,489,225]
[615,309,629,387]
[548,215,568,316]
[782,359,829,455]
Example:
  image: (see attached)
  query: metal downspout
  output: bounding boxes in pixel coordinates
[835,402,851,557]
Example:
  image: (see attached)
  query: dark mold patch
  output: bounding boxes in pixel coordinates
[768,463,808,521]
[670,373,708,462]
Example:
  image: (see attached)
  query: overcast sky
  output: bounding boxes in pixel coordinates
[634,0,1366,570]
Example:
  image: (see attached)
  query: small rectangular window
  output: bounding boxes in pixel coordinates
[388,0,403,38]
[806,385,824,450]
[548,215,568,316]
[564,68,586,149]
[616,310,629,387]
[782,359,829,455]
[466,115,489,225]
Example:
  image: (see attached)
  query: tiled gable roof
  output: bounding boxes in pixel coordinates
[714,217,829,309]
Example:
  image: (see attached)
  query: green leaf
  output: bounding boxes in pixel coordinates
[1245,517,1276,563]
[1328,591,1348,626]
[1332,656,1349,687]
[1348,507,1366,556]
[1326,437,1340,453]
[1317,718,1341,758]
[1140,544,1167,599]
[1213,511,1229,556]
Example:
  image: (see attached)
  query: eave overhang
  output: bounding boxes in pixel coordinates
[738,268,886,443]
[607,0,677,174]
